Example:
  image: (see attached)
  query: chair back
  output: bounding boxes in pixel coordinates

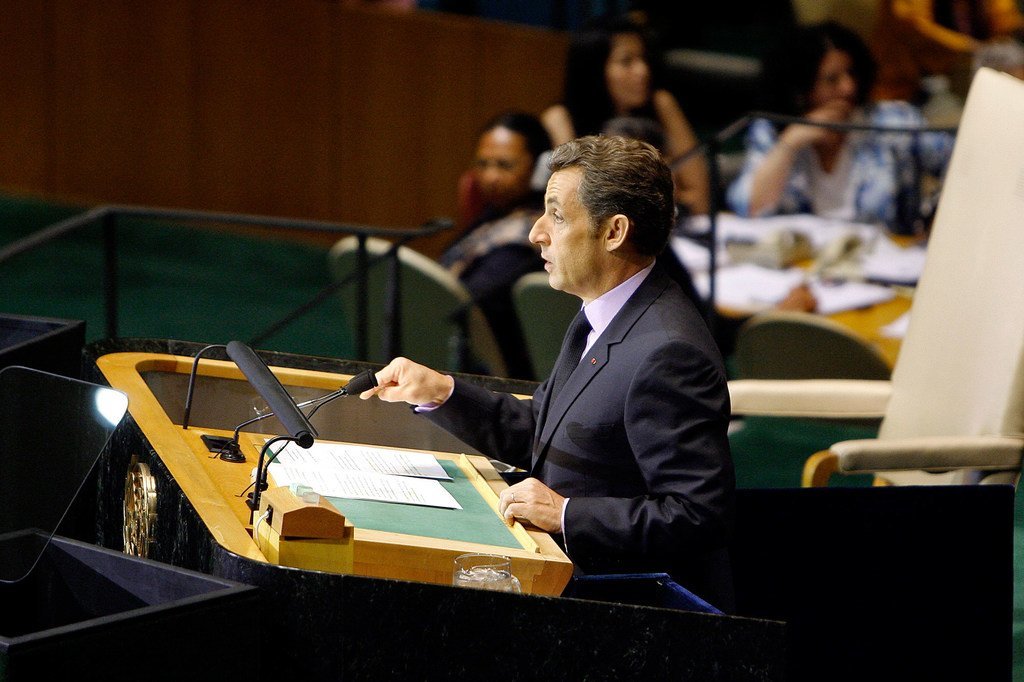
[880,69,1024,482]
[328,236,507,377]
[512,272,580,379]
[734,311,891,381]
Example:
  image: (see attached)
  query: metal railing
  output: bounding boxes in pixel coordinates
[0,203,450,356]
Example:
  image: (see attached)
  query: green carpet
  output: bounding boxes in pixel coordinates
[3,192,1022,677]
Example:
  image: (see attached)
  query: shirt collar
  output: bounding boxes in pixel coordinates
[581,262,655,354]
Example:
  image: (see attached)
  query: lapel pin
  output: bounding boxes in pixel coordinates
[590,357,597,365]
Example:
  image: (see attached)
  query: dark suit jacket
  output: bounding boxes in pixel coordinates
[424,266,735,608]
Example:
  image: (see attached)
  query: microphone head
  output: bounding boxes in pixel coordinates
[294,431,315,449]
[342,370,378,395]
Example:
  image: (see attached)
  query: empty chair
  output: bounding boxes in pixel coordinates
[728,68,1024,488]
[328,236,506,377]
[511,271,580,379]
[733,311,891,381]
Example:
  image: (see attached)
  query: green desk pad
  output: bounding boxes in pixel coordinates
[325,459,521,549]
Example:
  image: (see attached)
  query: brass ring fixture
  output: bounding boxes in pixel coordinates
[123,455,158,558]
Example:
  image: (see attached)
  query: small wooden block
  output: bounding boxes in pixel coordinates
[258,486,353,540]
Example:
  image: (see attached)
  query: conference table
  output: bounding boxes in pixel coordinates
[674,212,921,368]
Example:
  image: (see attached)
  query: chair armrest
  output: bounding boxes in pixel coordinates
[832,436,1024,473]
[728,379,892,419]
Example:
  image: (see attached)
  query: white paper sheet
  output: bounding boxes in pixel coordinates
[692,263,897,315]
[264,440,461,509]
[880,311,912,339]
[271,441,452,480]
[810,279,897,315]
[861,237,927,285]
[268,464,462,510]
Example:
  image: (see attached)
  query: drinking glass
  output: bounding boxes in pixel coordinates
[452,553,522,593]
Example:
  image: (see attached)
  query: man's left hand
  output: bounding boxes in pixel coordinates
[498,478,565,532]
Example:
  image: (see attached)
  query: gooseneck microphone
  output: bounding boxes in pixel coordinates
[182,343,227,431]
[226,341,317,449]
[222,369,379,457]
[246,369,378,515]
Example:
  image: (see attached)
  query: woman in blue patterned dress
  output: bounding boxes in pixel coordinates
[727,22,955,234]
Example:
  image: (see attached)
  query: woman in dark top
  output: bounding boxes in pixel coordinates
[440,112,551,379]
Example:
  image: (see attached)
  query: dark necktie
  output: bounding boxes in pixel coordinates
[548,310,591,401]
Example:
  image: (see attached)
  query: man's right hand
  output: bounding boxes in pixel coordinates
[359,357,455,408]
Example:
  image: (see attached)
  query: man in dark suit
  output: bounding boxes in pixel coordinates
[361,135,735,609]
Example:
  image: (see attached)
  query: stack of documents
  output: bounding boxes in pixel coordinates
[267,441,462,510]
[692,263,896,315]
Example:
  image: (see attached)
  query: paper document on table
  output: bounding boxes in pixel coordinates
[271,440,452,480]
[268,464,462,510]
[861,237,927,285]
[880,311,912,339]
[693,263,806,312]
[693,263,897,314]
[810,280,897,315]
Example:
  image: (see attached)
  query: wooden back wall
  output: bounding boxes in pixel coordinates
[0,2,567,255]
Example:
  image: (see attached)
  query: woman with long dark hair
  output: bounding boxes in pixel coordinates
[541,15,709,214]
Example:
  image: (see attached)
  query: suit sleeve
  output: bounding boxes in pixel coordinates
[420,378,539,470]
[561,339,734,573]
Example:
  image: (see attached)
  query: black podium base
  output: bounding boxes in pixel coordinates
[0,534,259,681]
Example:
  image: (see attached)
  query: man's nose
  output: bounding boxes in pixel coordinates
[528,217,545,244]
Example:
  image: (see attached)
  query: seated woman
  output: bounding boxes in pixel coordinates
[726,21,955,235]
[439,111,551,380]
[541,14,709,215]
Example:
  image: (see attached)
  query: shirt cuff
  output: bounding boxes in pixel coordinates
[560,497,570,554]
[412,375,456,413]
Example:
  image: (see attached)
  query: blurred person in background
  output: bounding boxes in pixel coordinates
[542,14,710,215]
[440,111,551,379]
[727,22,954,235]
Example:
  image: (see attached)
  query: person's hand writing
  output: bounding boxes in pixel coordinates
[359,357,454,407]
[498,478,566,533]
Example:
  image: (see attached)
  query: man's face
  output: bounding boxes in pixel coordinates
[529,168,607,303]
[472,127,534,212]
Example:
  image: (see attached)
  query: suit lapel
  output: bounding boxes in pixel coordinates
[531,267,670,472]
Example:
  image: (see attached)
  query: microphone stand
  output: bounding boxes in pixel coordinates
[249,435,297,519]
[182,343,227,431]
[216,369,376,462]
[242,370,378,516]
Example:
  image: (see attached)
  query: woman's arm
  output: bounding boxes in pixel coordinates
[540,104,576,147]
[745,100,851,216]
[654,89,710,214]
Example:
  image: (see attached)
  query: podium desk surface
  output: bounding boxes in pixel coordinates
[96,351,572,595]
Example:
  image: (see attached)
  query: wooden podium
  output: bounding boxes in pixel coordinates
[83,339,786,680]
[94,348,572,595]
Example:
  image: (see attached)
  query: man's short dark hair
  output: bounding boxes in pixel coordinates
[548,135,675,256]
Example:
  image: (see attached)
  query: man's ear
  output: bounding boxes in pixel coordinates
[603,214,632,252]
